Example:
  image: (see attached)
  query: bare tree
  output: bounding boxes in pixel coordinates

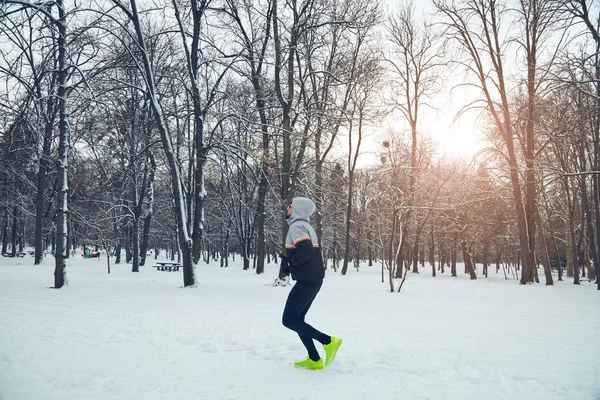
[387,0,442,278]
[341,52,384,275]
[1,0,70,286]
[558,0,600,289]
[434,0,541,284]
[0,9,61,265]
[271,0,316,277]
[303,0,381,249]
[514,0,561,284]
[171,0,235,265]
[220,0,274,274]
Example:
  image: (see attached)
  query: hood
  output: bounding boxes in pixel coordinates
[287,197,315,225]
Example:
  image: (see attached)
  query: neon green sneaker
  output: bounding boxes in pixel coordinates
[294,357,324,370]
[323,336,342,367]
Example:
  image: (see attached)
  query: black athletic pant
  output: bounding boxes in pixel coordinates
[282,281,331,361]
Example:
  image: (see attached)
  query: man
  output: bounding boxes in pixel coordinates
[281,197,343,370]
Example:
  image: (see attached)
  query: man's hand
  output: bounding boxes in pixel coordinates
[280,254,291,275]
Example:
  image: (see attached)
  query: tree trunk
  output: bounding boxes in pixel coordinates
[483,241,488,278]
[566,219,575,277]
[19,222,24,253]
[255,173,267,274]
[131,150,150,271]
[35,124,53,265]
[132,219,140,272]
[521,17,539,285]
[388,208,398,292]
[140,211,152,267]
[582,173,599,283]
[440,243,446,274]
[573,226,582,285]
[395,227,408,279]
[412,240,419,273]
[341,169,354,276]
[170,232,175,261]
[115,243,122,264]
[367,230,373,266]
[53,0,69,288]
[315,158,325,248]
[354,235,361,271]
[126,226,132,264]
[65,219,71,259]
[430,230,436,277]
[451,238,457,277]
[133,152,154,270]
[103,240,111,274]
[224,230,230,267]
[343,106,367,275]
[11,206,17,257]
[551,231,563,281]
[221,225,230,268]
[220,226,226,268]
[191,145,207,264]
[461,238,477,280]
[593,52,600,289]
[584,244,594,280]
[243,235,250,270]
[535,211,553,285]
[2,207,8,254]
[253,74,270,275]
[71,228,76,256]
[574,249,581,285]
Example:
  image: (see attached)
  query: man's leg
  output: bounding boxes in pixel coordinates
[283,282,330,360]
[296,285,328,361]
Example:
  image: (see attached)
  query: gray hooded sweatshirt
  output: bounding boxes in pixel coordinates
[284,197,325,282]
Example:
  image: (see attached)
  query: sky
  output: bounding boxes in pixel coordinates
[346,0,489,167]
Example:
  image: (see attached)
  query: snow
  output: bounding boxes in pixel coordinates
[1,254,598,400]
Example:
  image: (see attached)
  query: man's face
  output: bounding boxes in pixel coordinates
[286,203,292,218]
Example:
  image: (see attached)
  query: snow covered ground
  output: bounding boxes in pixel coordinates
[1,254,598,400]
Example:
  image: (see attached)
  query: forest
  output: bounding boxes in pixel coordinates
[1,0,599,290]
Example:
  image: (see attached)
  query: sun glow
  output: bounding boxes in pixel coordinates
[433,127,484,160]
[427,106,486,161]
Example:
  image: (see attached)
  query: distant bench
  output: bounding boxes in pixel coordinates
[153,262,182,271]
[1,252,26,258]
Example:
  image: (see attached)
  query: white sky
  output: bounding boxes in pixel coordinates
[345,0,488,168]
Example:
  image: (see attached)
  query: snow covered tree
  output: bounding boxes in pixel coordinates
[110,0,197,286]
